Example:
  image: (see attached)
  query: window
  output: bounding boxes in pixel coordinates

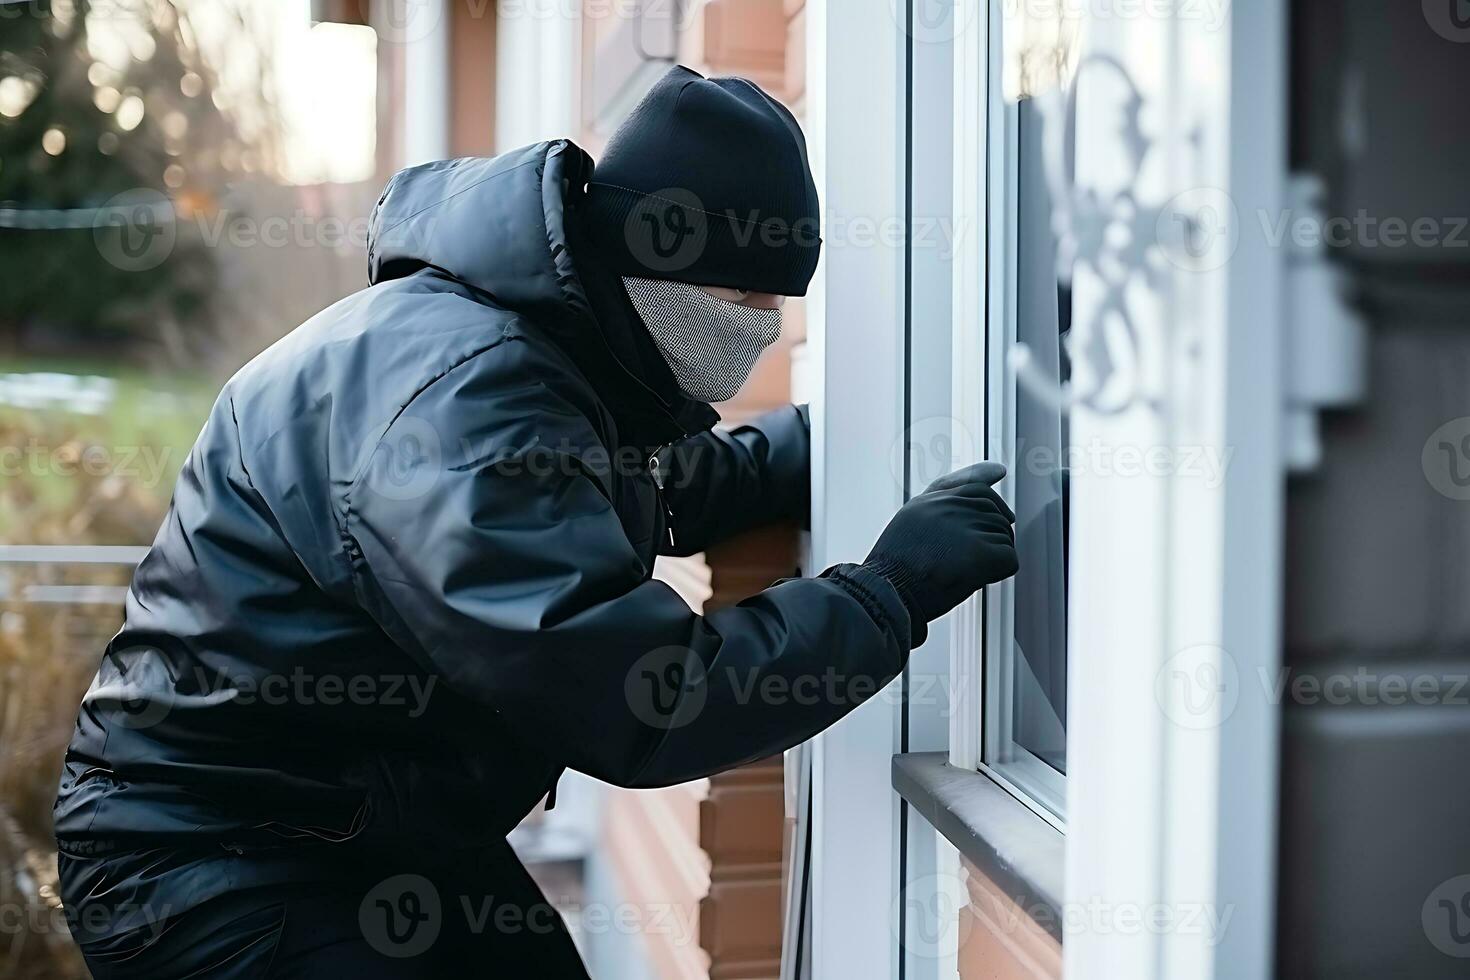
[970,0,1082,827]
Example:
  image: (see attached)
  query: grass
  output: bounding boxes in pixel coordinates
[0,359,218,978]
[0,359,217,545]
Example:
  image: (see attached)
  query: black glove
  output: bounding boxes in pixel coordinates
[863,462,1018,645]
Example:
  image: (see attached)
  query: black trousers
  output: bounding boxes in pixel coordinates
[68,843,591,979]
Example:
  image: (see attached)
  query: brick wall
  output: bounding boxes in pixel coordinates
[957,860,1062,980]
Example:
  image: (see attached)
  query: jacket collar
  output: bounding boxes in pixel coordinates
[368,140,718,454]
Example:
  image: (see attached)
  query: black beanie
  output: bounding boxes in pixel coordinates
[580,66,822,297]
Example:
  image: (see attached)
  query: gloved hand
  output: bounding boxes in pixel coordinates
[863,462,1018,645]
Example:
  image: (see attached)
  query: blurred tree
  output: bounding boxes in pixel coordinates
[0,0,264,362]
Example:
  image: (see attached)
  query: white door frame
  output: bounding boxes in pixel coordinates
[805,0,909,976]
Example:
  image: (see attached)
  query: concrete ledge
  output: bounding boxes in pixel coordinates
[892,752,1065,942]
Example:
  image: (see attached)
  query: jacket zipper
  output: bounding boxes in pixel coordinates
[648,445,677,553]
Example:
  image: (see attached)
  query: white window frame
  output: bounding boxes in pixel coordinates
[806,0,1288,976]
[804,1,909,978]
[947,0,1068,831]
[980,67,1070,823]
[949,3,1291,975]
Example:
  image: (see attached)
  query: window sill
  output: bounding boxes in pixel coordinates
[892,752,1064,942]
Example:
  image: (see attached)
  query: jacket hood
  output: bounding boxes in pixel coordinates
[367,140,717,447]
[369,141,593,327]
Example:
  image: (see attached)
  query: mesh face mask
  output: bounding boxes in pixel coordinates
[622,277,783,403]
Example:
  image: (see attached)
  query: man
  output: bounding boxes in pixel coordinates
[54,67,1018,977]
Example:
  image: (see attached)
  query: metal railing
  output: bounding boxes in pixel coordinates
[0,545,145,605]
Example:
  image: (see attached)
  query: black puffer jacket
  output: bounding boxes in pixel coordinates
[54,141,911,888]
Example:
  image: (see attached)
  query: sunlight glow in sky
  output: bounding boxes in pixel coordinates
[174,0,379,185]
[272,7,377,185]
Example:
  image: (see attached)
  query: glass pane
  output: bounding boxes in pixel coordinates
[1008,95,1071,774]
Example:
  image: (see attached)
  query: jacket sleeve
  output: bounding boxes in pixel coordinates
[344,376,907,788]
[657,403,810,557]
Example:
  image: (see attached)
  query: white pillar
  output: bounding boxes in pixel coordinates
[385,0,450,166]
[494,0,581,151]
